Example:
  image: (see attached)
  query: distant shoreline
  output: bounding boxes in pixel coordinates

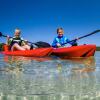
[96,47,100,51]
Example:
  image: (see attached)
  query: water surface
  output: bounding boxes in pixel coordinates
[0,52,100,100]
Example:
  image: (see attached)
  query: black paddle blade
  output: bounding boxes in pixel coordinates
[0,32,8,37]
[0,32,2,37]
[35,41,51,48]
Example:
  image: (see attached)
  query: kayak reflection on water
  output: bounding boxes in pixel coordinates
[70,57,96,72]
[2,56,52,75]
[2,55,96,77]
[57,57,95,73]
[3,55,52,62]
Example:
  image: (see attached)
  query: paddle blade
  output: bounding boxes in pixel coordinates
[35,41,51,48]
[0,32,2,37]
[0,32,8,38]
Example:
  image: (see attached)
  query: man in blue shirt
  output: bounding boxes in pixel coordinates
[52,27,77,48]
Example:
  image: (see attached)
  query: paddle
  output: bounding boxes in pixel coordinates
[70,29,100,42]
[65,29,100,46]
[0,32,51,48]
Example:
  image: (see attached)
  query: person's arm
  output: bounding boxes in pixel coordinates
[66,38,78,46]
[7,36,12,45]
[20,38,27,46]
[52,38,61,48]
[52,38,57,47]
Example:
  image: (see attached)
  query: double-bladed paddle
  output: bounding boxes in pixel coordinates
[0,29,100,47]
[0,32,51,48]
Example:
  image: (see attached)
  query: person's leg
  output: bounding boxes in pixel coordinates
[22,45,30,50]
[11,43,25,51]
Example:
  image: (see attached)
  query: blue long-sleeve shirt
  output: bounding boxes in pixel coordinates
[52,36,76,48]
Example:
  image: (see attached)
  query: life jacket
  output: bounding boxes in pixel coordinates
[9,37,24,46]
[55,36,68,46]
[52,36,70,47]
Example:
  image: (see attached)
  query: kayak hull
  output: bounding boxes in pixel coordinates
[2,47,53,57]
[52,44,96,58]
[1,44,96,58]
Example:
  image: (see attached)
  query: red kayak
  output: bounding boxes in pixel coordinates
[1,44,96,58]
[52,44,96,58]
[2,47,53,57]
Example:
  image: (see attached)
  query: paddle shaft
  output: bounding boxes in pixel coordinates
[0,33,36,44]
[2,34,12,38]
[77,30,100,40]
[68,29,100,43]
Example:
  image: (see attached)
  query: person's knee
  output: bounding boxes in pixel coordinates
[12,43,25,51]
[25,45,30,50]
[13,43,19,47]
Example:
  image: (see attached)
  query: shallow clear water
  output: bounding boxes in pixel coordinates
[0,52,100,100]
